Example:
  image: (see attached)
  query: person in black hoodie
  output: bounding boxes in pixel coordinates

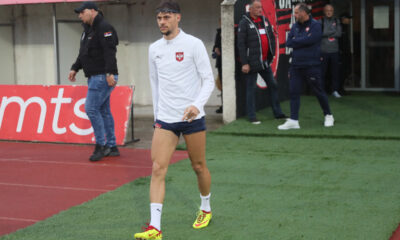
[237,0,286,124]
[212,25,223,113]
[68,1,120,161]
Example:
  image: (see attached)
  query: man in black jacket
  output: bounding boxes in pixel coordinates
[68,1,120,161]
[237,0,286,124]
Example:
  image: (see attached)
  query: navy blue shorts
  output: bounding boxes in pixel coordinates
[154,117,206,137]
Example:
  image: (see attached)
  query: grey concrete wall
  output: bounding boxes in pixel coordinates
[0,6,13,24]
[0,0,223,106]
[9,5,56,85]
[0,6,16,84]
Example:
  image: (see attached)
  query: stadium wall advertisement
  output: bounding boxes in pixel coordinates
[0,85,133,145]
[234,0,328,116]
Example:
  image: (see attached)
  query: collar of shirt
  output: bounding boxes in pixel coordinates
[299,17,312,26]
[251,16,262,23]
[162,29,184,45]
[91,14,103,30]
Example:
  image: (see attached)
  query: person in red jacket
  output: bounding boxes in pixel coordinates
[237,0,287,124]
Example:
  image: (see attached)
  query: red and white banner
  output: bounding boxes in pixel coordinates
[0,85,133,145]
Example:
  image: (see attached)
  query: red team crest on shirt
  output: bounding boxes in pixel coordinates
[176,52,184,62]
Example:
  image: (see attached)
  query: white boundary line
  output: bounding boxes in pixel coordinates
[0,182,109,192]
[0,216,39,223]
[0,158,153,169]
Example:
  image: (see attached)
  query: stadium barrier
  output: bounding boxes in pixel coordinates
[0,85,133,145]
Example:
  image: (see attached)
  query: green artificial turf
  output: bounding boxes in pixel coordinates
[215,93,400,140]
[1,93,400,240]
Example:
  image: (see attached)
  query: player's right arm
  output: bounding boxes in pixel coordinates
[148,44,159,121]
[69,31,84,82]
[71,56,82,73]
[69,57,81,82]
[286,25,296,48]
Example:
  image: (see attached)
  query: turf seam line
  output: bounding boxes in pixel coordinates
[210,132,400,141]
[0,182,109,192]
[0,217,39,223]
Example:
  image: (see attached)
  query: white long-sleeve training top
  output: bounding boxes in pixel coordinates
[148,30,215,123]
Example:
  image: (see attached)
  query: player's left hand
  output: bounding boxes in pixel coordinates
[182,105,200,123]
[215,48,221,56]
[106,74,117,87]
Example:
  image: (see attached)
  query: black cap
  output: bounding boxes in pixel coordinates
[74,1,98,14]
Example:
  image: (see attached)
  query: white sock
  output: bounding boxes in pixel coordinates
[150,203,163,231]
[200,193,211,212]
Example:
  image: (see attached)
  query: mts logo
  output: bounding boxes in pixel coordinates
[0,85,132,145]
[0,88,92,136]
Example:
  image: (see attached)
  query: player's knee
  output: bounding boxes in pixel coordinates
[152,162,168,178]
[191,162,206,174]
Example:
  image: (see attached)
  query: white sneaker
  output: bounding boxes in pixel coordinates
[324,115,334,127]
[250,119,261,125]
[278,119,300,130]
[332,91,341,98]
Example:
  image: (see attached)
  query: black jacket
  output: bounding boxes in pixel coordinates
[212,28,222,69]
[237,13,276,73]
[71,14,118,77]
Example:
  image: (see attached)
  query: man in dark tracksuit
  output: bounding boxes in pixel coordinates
[68,2,120,161]
[238,0,286,124]
[278,3,334,130]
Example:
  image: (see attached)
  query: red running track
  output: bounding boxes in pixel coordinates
[391,224,400,240]
[0,141,188,236]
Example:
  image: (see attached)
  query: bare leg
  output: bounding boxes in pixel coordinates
[150,128,179,203]
[183,131,211,196]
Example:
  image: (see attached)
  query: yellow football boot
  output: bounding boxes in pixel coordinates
[134,225,162,240]
[192,210,212,229]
